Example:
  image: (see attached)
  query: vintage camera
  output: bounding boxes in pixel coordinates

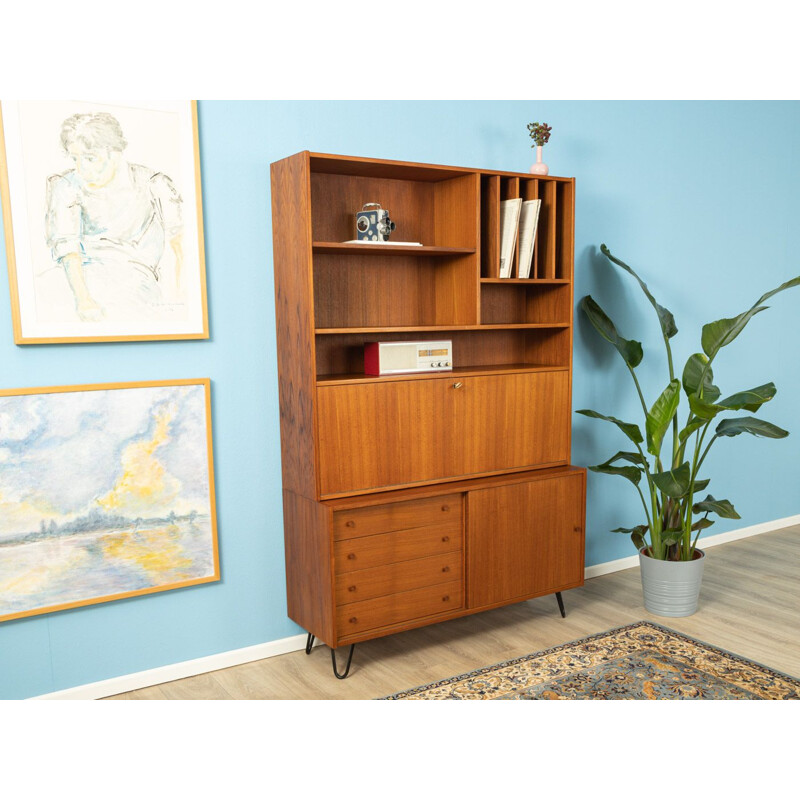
[356,203,396,242]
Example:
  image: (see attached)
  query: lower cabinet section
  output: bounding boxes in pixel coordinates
[283,466,585,649]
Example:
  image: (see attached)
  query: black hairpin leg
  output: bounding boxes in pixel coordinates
[555,592,566,618]
[305,633,315,654]
[331,644,355,679]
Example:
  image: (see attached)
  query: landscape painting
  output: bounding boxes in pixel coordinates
[0,379,219,622]
[0,100,208,343]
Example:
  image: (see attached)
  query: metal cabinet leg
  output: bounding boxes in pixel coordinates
[555,592,566,618]
[305,633,315,654]
[331,645,355,679]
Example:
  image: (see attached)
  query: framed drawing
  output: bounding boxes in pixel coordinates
[0,379,219,622]
[0,100,209,343]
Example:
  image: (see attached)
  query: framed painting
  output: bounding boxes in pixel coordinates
[0,379,219,622]
[0,100,209,343]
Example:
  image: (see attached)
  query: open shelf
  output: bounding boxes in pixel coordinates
[481,278,570,285]
[313,242,475,257]
[315,324,569,334]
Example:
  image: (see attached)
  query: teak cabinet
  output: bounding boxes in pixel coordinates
[270,152,586,673]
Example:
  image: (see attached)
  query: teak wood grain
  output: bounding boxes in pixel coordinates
[316,370,570,497]
[270,153,317,499]
[270,151,583,656]
[466,471,586,609]
[335,551,463,606]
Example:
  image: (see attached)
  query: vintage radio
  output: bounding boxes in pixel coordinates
[364,340,453,376]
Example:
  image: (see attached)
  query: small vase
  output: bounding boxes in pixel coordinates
[529,145,549,175]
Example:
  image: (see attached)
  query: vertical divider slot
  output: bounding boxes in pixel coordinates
[480,175,500,279]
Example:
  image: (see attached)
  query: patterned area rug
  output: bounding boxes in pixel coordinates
[381,621,800,700]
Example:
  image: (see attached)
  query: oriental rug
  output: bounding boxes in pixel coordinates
[381,621,800,700]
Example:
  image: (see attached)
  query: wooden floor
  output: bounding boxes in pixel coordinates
[105,526,800,700]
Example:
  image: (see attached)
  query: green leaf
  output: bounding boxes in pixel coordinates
[646,379,681,458]
[679,416,708,443]
[652,461,692,498]
[693,478,711,493]
[691,517,715,532]
[718,382,777,412]
[700,272,800,362]
[692,495,741,519]
[688,392,723,421]
[715,416,789,439]
[589,464,642,485]
[580,296,644,368]
[631,529,648,553]
[576,409,644,445]
[661,529,684,547]
[701,306,769,360]
[682,353,720,401]
[754,275,800,307]
[611,524,649,535]
[600,244,678,339]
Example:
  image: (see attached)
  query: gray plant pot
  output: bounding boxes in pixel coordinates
[638,548,705,617]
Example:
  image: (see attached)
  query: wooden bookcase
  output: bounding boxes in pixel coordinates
[270,152,585,676]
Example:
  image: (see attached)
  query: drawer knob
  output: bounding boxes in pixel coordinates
[442,595,450,602]
[442,566,450,573]
[452,382,464,389]
[348,585,356,592]
[573,525,582,532]
[347,553,356,560]
[441,535,450,542]
[441,504,450,512]
[346,520,356,528]
[349,617,358,624]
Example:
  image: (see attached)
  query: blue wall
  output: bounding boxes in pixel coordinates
[1,101,798,698]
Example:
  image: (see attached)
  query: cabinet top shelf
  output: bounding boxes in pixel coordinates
[304,151,575,183]
[313,242,475,257]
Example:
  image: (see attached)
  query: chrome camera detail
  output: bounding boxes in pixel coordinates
[356,202,396,242]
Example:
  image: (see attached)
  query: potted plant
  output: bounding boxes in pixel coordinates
[526,121,552,175]
[578,244,799,616]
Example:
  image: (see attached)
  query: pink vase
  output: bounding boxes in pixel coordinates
[529,145,549,175]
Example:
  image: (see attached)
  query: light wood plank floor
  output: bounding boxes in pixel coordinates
[105,525,800,700]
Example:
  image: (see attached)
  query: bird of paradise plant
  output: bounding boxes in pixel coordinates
[578,245,799,561]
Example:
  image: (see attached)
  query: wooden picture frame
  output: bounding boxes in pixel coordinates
[0,378,219,623]
[0,100,209,343]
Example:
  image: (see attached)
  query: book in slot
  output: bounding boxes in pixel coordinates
[498,198,522,278]
[517,199,542,279]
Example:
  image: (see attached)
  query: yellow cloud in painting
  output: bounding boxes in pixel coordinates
[97,403,181,517]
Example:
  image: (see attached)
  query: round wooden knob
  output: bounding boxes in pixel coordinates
[441,505,450,512]
[347,553,356,560]
[346,520,355,528]
[573,525,582,532]
[348,585,356,592]
[349,617,358,624]
[442,566,450,573]
[441,535,449,542]
[442,596,450,602]
[453,382,464,389]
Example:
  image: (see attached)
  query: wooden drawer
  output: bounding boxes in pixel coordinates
[333,494,461,540]
[334,521,461,574]
[336,580,463,636]
[335,551,462,605]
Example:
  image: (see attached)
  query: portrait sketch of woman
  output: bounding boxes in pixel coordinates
[0,100,208,343]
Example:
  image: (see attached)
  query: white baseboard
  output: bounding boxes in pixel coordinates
[32,513,800,700]
[33,633,325,701]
